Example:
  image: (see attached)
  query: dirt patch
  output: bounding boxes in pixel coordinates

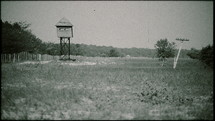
[60,61,97,66]
[59,61,120,66]
[18,61,51,65]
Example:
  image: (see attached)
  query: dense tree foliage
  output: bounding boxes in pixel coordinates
[199,45,213,68]
[108,49,120,57]
[186,45,213,68]
[1,20,42,54]
[154,38,176,60]
[187,48,200,59]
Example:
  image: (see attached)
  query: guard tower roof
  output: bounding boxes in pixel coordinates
[56,17,73,27]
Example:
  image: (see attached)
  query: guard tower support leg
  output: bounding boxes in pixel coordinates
[68,37,70,60]
[60,37,62,56]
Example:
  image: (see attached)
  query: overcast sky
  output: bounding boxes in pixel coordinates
[1,1,213,49]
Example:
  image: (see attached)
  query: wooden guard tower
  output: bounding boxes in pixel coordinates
[56,17,73,60]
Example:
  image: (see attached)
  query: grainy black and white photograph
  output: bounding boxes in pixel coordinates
[1,0,213,120]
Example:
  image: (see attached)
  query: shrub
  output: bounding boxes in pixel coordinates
[199,45,213,68]
[108,49,120,57]
[187,48,200,59]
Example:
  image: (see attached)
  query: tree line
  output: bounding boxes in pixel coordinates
[1,20,191,59]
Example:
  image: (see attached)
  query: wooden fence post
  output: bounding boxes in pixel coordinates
[4,54,6,62]
[9,54,11,62]
[5,54,6,62]
[7,54,9,62]
[13,53,15,63]
[18,54,19,62]
[38,54,41,61]
[19,52,21,62]
[27,52,28,60]
[25,52,27,60]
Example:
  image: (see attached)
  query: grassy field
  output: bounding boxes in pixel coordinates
[1,57,213,120]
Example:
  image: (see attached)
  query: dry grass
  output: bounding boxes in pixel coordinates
[1,57,213,120]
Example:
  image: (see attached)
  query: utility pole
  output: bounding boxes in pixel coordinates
[173,38,189,69]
